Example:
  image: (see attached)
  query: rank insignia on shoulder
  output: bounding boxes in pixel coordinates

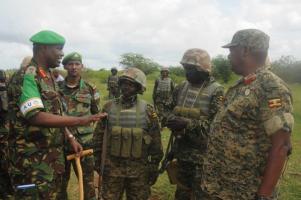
[38,67,47,79]
[25,66,36,75]
[243,74,256,85]
[268,98,282,108]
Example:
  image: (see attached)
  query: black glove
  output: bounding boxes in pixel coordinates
[166,116,188,131]
[148,165,159,186]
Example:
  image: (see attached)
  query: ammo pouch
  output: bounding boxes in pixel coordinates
[173,106,201,120]
[110,126,144,158]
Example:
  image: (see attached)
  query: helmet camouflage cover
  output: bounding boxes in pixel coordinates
[119,67,146,94]
[180,48,212,73]
[161,67,169,72]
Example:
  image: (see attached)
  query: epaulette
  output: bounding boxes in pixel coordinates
[243,73,256,85]
[83,80,96,90]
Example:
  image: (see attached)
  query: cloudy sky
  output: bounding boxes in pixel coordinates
[1,0,301,70]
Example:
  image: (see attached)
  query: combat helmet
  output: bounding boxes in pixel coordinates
[161,67,169,72]
[180,48,212,73]
[111,67,118,72]
[119,67,146,94]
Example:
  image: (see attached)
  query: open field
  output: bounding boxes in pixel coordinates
[67,71,301,200]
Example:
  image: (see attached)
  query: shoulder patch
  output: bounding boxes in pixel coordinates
[147,104,158,120]
[25,66,37,75]
[268,98,282,108]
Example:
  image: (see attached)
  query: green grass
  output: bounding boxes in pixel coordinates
[67,71,301,200]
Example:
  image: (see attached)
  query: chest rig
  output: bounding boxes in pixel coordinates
[157,78,171,92]
[108,99,149,158]
[174,81,214,120]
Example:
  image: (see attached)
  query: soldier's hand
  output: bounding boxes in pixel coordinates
[166,116,188,131]
[80,112,108,125]
[69,138,83,157]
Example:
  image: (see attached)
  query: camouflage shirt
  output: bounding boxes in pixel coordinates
[93,96,163,178]
[202,68,294,199]
[8,60,65,182]
[60,78,100,149]
[168,78,224,163]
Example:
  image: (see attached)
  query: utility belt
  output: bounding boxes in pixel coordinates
[173,106,204,120]
[110,126,151,159]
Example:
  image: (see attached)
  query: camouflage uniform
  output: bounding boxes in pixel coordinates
[94,68,163,200]
[0,70,13,199]
[7,60,65,199]
[201,29,294,199]
[57,78,100,200]
[168,49,224,200]
[107,68,120,99]
[152,69,175,123]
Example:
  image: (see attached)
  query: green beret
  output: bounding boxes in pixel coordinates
[62,52,82,65]
[30,30,65,45]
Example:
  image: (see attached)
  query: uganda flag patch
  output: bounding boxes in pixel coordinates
[268,98,282,108]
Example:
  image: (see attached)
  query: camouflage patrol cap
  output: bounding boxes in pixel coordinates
[62,52,82,65]
[119,67,146,94]
[222,29,269,52]
[180,48,212,73]
[0,70,6,81]
[30,30,65,45]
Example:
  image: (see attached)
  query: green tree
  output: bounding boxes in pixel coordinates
[272,55,301,83]
[212,55,232,83]
[119,53,160,75]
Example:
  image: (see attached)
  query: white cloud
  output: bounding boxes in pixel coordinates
[1,0,301,69]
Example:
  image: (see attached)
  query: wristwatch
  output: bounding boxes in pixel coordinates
[67,133,76,140]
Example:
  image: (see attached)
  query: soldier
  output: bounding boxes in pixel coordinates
[165,48,224,200]
[201,29,294,200]
[0,69,13,199]
[152,67,175,125]
[7,30,106,199]
[57,52,100,200]
[107,67,120,99]
[94,67,163,200]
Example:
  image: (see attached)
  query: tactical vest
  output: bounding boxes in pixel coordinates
[157,78,171,92]
[174,80,220,120]
[108,75,119,88]
[108,99,150,159]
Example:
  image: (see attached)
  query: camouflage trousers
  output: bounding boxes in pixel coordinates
[57,154,96,200]
[108,88,120,100]
[10,170,63,200]
[174,160,203,200]
[9,147,65,200]
[0,144,13,200]
[101,173,150,200]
